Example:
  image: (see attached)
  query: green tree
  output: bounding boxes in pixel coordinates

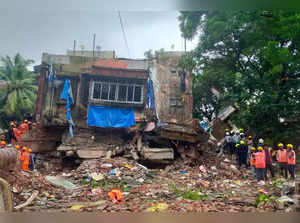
[179,11,300,141]
[0,54,37,126]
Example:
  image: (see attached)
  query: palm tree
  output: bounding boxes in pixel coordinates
[0,54,37,123]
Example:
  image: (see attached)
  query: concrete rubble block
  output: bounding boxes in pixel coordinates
[45,176,78,190]
[77,150,105,159]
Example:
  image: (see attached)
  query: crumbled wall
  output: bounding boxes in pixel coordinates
[151,53,193,124]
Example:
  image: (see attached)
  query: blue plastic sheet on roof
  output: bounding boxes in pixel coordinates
[87,105,136,128]
[60,79,74,138]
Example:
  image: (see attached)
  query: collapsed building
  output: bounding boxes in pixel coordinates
[21,50,209,162]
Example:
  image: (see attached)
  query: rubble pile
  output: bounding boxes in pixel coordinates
[7,152,296,212]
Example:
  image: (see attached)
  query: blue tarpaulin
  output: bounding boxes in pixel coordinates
[146,78,155,110]
[60,79,74,138]
[87,105,136,128]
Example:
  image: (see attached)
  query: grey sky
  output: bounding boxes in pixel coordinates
[0,1,198,67]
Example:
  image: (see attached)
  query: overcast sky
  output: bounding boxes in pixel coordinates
[0,1,198,67]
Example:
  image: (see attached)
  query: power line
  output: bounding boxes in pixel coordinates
[118,11,131,58]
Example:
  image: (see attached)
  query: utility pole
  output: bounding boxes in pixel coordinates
[73,40,76,54]
[93,34,96,57]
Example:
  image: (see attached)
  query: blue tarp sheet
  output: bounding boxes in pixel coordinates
[87,105,136,128]
[60,79,74,138]
[146,79,155,110]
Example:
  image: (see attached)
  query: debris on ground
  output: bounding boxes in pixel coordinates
[1,151,296,212]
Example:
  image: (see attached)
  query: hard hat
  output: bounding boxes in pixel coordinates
[0,141,6,145]
[28,148,32,152]
[258,138,264,144]
[22,147,27,151]
[15,145,20,149]
[239,128,243,132]
[251,147,256,151]
[240,140,245,145]
[248,136,252,139]
[287,144,293,149]
[225,128,229,131]
[257,146,263,151]
[235,144,240,148]
[226,132,229,136]
[24,120,28,123]
[278,143,283,147]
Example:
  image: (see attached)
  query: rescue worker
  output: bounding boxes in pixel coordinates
[15,145,22,169]
[277,143,288,179]
[28,148,36,171]
[21,147,30,171]
[234,143,240,161]
[12,123,21,144]
[237,140,248,169]
[257,138,264,148]
[18,120,29,136]
[264,145,274,180]
[229,131,236,159]
[250,147,256,178]
[0,141,6,149]
[224,131,232,154]
[287,144,296,181]
[233,131,240,144]
[255,146,266,184]
[246,136,253,166]
[8,122,17,144]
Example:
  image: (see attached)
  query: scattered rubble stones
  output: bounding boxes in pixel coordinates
[2,151,296,212]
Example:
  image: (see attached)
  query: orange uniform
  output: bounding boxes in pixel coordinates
[255,151,266,168]
[250,153,256,166]
[277,149,287,163]
[18,122,29,135]
[21,149,30,171]
[287,150,296,165]
[12,127,21,142]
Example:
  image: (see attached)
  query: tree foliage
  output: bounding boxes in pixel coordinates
[179,11,300,141]
[0,54,37,127]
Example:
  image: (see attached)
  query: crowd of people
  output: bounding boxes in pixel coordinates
[7,120,35,145]
[0,119,36,172]
[218,128,297,185]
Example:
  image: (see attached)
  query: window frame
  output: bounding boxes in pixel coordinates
[90,81,144,104]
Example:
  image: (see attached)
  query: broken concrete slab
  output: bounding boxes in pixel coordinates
[77,150,105,159]
[45,176,78,190]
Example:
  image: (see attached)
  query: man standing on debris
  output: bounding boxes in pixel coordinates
[264,145,274,180]
[250,147,256,177]
[15,144,21,165]
[246,136,253,166]
[28,148,36,171]
[18,120,29,136]
[286,144,296,181]
[277,143,288,179]
[224,131,232,154]
[255,146,266,184]
[8,122,17,144]
[237,140,248,169]
[21,147,30,171]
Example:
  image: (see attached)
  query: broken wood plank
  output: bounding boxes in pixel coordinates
[14,191,39,210]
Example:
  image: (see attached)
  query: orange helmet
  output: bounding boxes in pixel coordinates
[15,145,21,149]
[22,146,27,151]
[0,141,6,146]
[28,148,32,152]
